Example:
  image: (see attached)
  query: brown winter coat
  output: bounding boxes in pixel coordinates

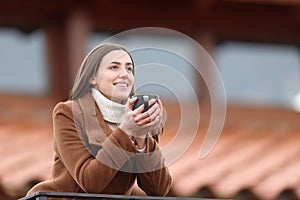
[27,92,172,196]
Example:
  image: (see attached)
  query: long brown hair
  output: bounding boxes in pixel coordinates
[69,43,134,100]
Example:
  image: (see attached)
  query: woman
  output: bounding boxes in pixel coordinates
[27,43,172,196]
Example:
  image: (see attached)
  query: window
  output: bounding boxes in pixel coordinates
[0,28,48,95]
[215,41,300,110]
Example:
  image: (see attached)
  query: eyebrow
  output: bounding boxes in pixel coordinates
[111,61,133,65]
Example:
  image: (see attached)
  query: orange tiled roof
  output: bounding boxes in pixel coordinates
[0,98,300,200]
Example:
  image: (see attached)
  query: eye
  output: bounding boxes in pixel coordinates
[126,66,133,72]
[109,65,118,70]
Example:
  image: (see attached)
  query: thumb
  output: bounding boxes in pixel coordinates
[127,97,137,111]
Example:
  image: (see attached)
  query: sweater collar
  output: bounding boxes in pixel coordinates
[91,88,127,124]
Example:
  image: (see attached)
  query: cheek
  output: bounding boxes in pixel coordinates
[98,72,113,85]
[129,75,134,85]
[97,76,112,92]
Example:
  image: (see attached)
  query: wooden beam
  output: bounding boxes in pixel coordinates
[65,9,92,86]
[44,20,71,100]
[0,0,300,44]
[193,31,218,102]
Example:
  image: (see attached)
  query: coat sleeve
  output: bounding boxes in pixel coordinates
[135,137,173,196]
[53,102,136,193]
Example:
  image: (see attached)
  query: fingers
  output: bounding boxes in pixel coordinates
[127,97,163,128]
[131,98,157,116]
[129,97,146,115]
[157,99,163,107]
[148,99,157,107]
[134,103,161,126]
[128,97,138,111]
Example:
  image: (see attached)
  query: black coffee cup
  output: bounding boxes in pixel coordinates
[131,94,159,112]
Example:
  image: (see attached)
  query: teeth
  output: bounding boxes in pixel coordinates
[115,83,128,87]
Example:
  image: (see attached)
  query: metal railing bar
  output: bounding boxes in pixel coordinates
[19,192,225,200]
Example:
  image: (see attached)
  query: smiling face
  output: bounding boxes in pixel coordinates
[91,50,134,103]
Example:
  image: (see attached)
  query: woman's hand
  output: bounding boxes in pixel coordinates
[119,97,163,139]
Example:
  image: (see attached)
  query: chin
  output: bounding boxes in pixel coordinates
[113,94,130,104]
[111,88,131,102]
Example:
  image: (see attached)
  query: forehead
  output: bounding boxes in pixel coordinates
[101,50,132,65]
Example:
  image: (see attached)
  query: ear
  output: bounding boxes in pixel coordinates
[89,77,97,85]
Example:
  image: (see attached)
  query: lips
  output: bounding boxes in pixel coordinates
[114,82,129,87]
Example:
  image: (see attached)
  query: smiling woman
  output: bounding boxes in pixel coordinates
[89,50,134,104]
[26,42,172,197]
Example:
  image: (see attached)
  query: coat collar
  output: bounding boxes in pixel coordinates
[75,91,112,146]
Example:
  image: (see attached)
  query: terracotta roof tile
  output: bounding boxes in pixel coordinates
[212,133,300,198]
[253,155,300,199]
[0,125,53,196]
[1,101,300,200]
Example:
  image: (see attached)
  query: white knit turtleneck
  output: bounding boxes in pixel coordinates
[91,88,127,130]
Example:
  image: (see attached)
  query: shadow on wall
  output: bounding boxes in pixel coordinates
[235,188,259,200]
[193,186,215,198]
[276,188,299,200]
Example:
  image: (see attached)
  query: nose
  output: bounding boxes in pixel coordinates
[119,66,128,78]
